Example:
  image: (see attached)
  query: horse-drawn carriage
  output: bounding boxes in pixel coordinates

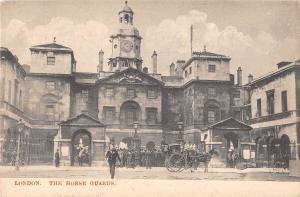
[165,144,217,172]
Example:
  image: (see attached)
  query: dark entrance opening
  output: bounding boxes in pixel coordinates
[224,132,239,167]
[71,130,92,166]
[280,134,290,168]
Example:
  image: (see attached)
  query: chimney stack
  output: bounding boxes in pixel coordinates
[170,63,175,76]
[248,74,253,83]
[97,50,104,73]
[151,51,157,74]
[176,60,185,77]
[237,67,242,86]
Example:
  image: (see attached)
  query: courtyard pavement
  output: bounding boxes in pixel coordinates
[0,165,299,181]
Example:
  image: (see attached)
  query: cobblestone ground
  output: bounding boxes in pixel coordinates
[0,166,300,181]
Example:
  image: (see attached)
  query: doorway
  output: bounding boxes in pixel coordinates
[71,130,92,166]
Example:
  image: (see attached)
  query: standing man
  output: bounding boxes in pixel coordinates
[106,146,121,179]
[54,149,60,167]
[145,149,152,169]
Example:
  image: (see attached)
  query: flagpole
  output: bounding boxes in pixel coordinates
[190,25,193,57]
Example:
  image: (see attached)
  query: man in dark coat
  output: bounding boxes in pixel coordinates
[54,149,60,167]
[106,146,121,179]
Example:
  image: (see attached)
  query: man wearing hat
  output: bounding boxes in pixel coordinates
[106,144,121,179]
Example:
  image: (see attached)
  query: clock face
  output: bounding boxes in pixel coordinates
[121,40,133,53]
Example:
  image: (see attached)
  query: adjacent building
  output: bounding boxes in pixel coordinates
[1,1,299,167]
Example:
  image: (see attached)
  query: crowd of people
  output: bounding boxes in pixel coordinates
[113,147,167,169]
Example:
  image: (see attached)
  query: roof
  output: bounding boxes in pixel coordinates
[119,1,133,13]
[97,67,164,86]
[30,42,72,52]
[29,41,76,64]
[0,47,26,76]
[247,61,300,86]
[59,113,105,127]
[192,51,228,58]
[183,50,231,69]
[206,117,252,130]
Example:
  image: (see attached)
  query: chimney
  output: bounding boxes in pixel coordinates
[237,67,242,86]
[277,61,292,69]
[170,63,175,76]
[248,74,253,83]
[97,50,104,73]
[151,51,157,74]
[176,60,185,77]
[143,67,148,74]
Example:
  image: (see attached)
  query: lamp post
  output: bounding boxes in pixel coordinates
[176,121,184,143]
[133,121,139,138]
[132,121,140,167]
[15,120,25,171]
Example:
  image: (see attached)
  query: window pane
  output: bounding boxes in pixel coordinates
[267,91,274,115]
[146,108,157,124]
[47,57,55,65]
[147,90,156,99]
[281,91,287,112]
[106,88,114,97]
[46,82,55,90]
[103,107,115,123]
[208,65,216,72]
[127,89,135,98]
[257,99,261,117]
[208,87,216,97]
[46,105,55,120]
[208,110,215,123]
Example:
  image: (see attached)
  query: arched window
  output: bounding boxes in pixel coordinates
[40,93,59,121]
[120,101,141,127]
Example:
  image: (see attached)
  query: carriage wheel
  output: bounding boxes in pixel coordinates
[166,153,185,172]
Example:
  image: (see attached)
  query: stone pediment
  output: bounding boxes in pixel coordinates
[98,67,163,86]
[59,113,105,127]
[207,118,252,130]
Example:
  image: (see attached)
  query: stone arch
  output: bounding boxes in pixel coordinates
[224,132,239,150]
[280,134,290,157]
[71,129,92,166]
[120,100,141,127]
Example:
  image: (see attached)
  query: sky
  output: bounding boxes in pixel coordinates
[1,0,300,83]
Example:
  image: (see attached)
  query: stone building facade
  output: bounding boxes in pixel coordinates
[4,1,298,167]
[240,60,300,167]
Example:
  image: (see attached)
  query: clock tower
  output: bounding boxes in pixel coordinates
[108,1,142,72]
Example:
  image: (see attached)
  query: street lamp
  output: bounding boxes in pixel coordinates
[132,121,140,167]
[133,121,139,138]
[15,119,25,171]
[176,121,184,143]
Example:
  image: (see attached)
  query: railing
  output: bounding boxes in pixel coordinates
[246,110,297,124]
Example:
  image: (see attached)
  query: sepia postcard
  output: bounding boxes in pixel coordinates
[0,0,300,196]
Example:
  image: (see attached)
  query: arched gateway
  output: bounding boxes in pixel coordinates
[71,130,92,166]
[55,113,106,166]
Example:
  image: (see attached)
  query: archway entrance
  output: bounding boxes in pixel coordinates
[71,130,92,166]
[280,134,290,168]
[224,132,239,167]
